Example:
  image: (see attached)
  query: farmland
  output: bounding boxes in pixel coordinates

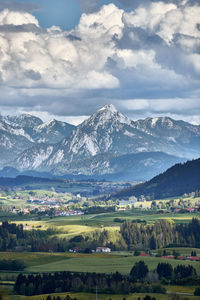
[4,293,199,300]
[0,187,200,300]
[0,250,200,275]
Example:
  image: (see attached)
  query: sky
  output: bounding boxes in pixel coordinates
[0,0,199,125]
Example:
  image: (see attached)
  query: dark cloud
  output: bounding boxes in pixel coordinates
[24,70,41,81]
[0,24,45,33]
[77,0,100,13]
[0,0,40,12]
[116,0,200,9]
[67,34,82,41]
[78,0,200,13]
[115,26,164,51]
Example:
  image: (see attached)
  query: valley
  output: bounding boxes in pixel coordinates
[0,106,200,300]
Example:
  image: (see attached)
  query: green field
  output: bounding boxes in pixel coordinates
[0,251,199,275]
[1,192,200,300]
[6,293,199,300]
[26,254,200,275]
[10,210,200,229]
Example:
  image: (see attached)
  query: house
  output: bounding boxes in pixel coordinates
[12,208,20,214]
[118,207,126,211]
[177,256,185,260]
[161,255,175,259]
[140,253,148,257]
[186,208,196,213]
[69,247,82,253]
[186,256,200,261]
[96,247,111,253]
[23,225,33,230]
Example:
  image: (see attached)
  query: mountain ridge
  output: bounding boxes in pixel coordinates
[0,105,199,180]
[112,158,200,199]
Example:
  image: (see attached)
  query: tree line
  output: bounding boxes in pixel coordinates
[120,218,200,250]
[0,221,66,252]
[14,259,199,297]
[14,269,165,296]
[42,295,157,300]
[0,259,25,271]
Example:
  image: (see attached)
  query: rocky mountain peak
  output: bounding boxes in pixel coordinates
[3,114,43,128]
[80,104,131,129]
[98,104,118,113]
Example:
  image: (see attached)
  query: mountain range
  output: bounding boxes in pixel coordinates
[0,104,199,180]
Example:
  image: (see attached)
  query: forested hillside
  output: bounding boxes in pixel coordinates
[113,158,200,200]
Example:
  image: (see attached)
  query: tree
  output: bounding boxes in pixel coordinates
[191,250,196,256]
[134,250,140,256]
[194,287,200,296]
[174,265,197,279]
[130,261,149,280]
[150,236,156,250]
[157,263,173,279]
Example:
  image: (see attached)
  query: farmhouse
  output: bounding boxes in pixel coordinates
[23,225,33,230]
[161,255,175,259]
[186,256,200,261]
[140,253,148,257]
[69,247,82,253]
[96,247,111,253]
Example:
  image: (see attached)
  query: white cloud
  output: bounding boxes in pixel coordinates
[123,2,176,38]
[0,5,122,91]
[123,2,200,45]
[0,9,39,26]
[119,98,200,114]
[0,2,199,123]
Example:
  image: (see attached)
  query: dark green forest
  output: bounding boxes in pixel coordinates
[113,158,200,199]
[120,218,200,250]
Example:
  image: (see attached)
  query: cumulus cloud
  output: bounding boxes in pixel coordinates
[0,5,123,93]
[0,1,199,124]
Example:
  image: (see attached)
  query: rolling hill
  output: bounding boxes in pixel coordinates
[113,158,200,199]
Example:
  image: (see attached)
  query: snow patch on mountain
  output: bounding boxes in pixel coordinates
[124,130,135,137]
[16,146,54,169]
[0,135,13,149]
[151,118,159,127]
[167,136,177,143]
[9,127,34,142]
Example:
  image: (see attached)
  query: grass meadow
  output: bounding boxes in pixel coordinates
[7,293,199,300]
[0,251,200,275]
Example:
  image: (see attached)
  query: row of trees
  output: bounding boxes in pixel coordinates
[14,266,166,296]
[43,295,156,300]
[0,221,62,252]
[0,259,25,271]
[14,260,199,297]
[129,261,198,284]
